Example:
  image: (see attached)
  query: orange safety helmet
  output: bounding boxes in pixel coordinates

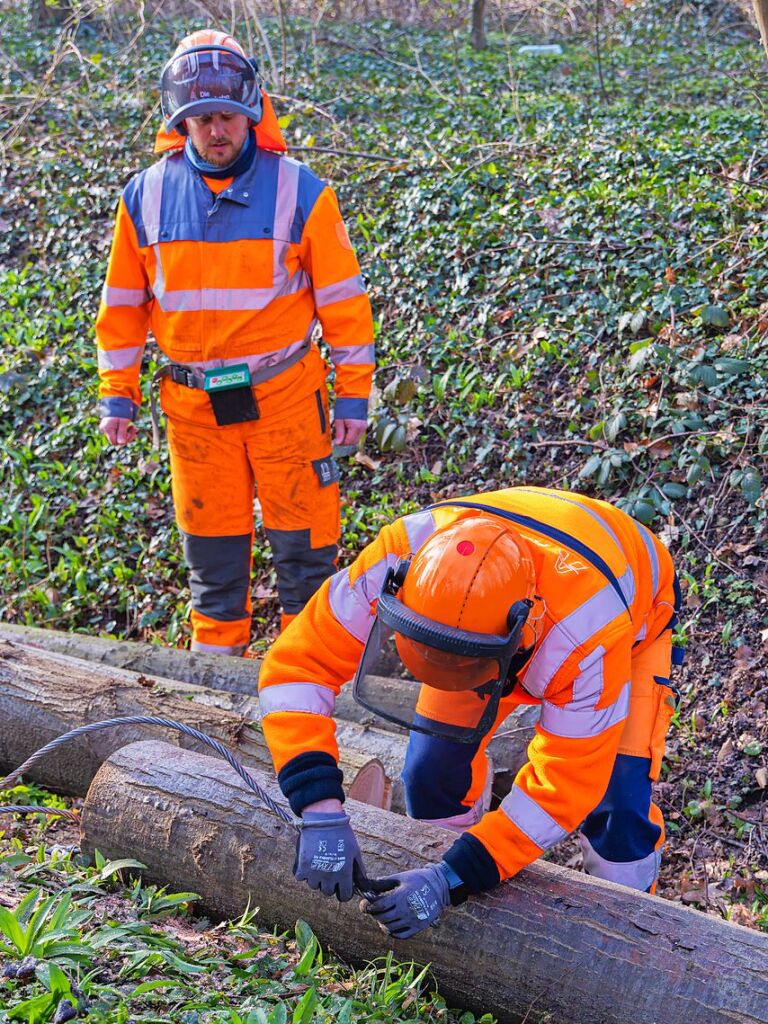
[395,516,536,690]
[160,29,263,134]
[353,513,537,743]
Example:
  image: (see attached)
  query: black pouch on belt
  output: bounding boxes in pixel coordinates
[204,364,260,426]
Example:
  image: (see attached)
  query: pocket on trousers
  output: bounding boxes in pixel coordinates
[649,676,679,780]
[315,389,328,435]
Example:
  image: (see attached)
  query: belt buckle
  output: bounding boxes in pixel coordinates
[171,365,196,388]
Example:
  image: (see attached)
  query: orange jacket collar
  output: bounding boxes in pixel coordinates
[153,90,287,155]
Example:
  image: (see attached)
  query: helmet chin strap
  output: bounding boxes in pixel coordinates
[502,643,535,695]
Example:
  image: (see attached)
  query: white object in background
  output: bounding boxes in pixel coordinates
[518,44,564,56]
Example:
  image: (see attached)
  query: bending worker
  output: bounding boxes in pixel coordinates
[96,29,374,645]
[258,486,683,938]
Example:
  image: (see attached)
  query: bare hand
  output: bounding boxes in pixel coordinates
[333,418,367,447]
[100,416,138,445]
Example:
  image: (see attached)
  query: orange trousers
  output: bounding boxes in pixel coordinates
[167,386,339,654]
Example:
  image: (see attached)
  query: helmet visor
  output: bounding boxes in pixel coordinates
[352,590,529,743]
[160,46,260,129]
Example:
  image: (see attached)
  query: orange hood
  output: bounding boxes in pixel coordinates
[153,89,287,155]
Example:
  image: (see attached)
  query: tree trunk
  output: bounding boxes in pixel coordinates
[753,1,768,58]
[82,740,768,1024]
[0,641,388,809]
[470,0,487,50]
[0,626,539,794]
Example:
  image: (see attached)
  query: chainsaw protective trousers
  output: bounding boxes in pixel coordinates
[167,385,339,654]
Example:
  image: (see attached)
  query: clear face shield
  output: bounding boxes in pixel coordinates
[352,562,532,744]
[160,45,262,132]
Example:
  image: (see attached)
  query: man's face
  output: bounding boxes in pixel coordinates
[184,112,249,167]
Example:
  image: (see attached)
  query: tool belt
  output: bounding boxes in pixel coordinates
[149,340,311,448]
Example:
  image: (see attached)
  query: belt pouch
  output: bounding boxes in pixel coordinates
[204,364,260,426]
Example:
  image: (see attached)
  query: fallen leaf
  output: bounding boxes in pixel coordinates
[665,267,677,284]
[354,451,381,471]
[717,738,734,763]
[756,767,768,789]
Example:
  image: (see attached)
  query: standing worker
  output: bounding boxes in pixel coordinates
[258,486,683,937]
[96,29,375,648]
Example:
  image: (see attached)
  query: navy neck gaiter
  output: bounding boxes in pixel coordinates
[184,127,256,180]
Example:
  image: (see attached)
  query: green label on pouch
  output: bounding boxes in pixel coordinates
[204,364,251,392]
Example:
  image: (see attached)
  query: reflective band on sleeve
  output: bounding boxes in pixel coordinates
[581,839,661,891]
[314,274,366,308]
[329,343,376,366]
[258,681,336,717]
[524,582,630,697]
[637,523,660,599]
[97,345,145,371]
[102,285,151,307]
[402,509,437,554]
[499,786,568,850]
[328,555,399,642]
[541,680,630,739]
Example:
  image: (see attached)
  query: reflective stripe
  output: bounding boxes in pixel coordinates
[637,523,660,599]
[97,345,144,371]
[152,243,166,303]
[525,578,631,697]
[314,274,366,308]
[402,509,437,554]
[191,640,248,656]
[273,157,300,241]
[328,555,399,642]
[500,786,568,850]
[102,285,150,307]
[155,269,310,314]
[141,158,167,245]
[329,343,376,366]
[581,838,661,892]
[258,681,336,717]
[522,489,624,554]
[541,680,631,739]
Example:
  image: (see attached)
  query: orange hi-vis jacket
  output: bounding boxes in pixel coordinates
[96,101,374,427]
[258,486,677,885]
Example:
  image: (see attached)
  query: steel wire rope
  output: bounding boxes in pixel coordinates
[0,715,379,900]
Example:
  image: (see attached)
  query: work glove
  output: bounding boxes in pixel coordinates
[294,810,365,902]
[361,863,452,939]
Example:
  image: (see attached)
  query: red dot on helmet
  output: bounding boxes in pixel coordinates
[456,541,475,556]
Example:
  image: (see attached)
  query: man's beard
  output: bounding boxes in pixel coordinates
[192,139,240,167]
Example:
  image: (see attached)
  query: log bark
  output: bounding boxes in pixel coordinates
[82,740,768,1024]
[0,625,539,792]
[0,641,388,809]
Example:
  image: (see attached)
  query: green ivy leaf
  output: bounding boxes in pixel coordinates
[697,304,730,328]
[741,470,762,506]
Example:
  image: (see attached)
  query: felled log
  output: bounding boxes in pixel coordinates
[82,740,768,1024]
[0,641,388,809]
[0,625,539,790]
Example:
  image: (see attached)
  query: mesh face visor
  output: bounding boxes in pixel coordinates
[160,45,262,131]
[352,589,530,744]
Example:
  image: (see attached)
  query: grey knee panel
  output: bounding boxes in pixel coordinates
[182,532,252,621]
[265,527,337,614]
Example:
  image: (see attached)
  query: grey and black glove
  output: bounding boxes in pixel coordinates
[361,863,456,939]
[294,810,365,902]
